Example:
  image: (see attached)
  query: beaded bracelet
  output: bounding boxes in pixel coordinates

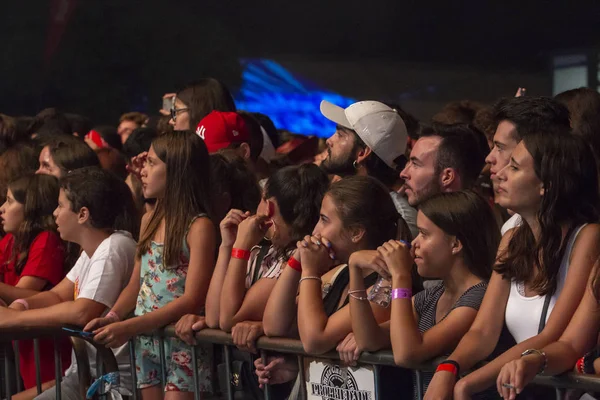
[348,289,368,301]
[299,276,321,285]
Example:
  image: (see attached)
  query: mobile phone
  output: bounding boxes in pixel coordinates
[62,327,95,338]
[162,96,174,111]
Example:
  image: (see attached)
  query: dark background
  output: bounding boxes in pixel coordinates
[1,1,599,123]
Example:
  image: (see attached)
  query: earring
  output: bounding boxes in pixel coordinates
[352,160,359,169]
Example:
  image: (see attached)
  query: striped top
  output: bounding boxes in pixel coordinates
[412,281,496,400]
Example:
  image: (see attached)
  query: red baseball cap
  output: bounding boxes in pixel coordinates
[196,111,250,153]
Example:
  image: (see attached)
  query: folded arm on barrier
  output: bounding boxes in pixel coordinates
[0,298,109,329]
[262,263,301,338]
[11,278,73,310]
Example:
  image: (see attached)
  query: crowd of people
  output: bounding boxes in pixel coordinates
[0,79,600,400]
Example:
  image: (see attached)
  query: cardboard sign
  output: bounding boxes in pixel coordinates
[305,358,376,400]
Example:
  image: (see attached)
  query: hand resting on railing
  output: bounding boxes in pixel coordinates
[254,355,299,388]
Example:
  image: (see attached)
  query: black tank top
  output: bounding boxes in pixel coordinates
[322,265,379,317]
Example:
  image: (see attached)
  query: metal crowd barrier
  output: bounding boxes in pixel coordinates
[0,327,119,400]
[2,326,600,400]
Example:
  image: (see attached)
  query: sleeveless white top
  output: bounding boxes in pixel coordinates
[505,224,586,343]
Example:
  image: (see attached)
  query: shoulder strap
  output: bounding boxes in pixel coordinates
[363,272,379,288]
[252,245,271,284]
[330,264,348,283]
[323,266,350,316]
[538,224,586,333]
[538,293,551,333]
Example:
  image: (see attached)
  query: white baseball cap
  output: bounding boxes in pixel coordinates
[320,100,408,169]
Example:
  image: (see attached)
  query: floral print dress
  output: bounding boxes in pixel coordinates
[134,215,212,393]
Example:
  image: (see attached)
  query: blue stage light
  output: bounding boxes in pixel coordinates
[234,59,356,138]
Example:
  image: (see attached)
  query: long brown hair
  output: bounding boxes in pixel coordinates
[9,174,62,275]
[137,131,213,267]
[495,131,600,295]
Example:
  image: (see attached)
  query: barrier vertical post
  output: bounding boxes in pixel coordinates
[415,370,423,400]
[223,345,234,400]
[4,343,13,400]
[34,338,42,394]
[159,336,167,392]
[297,355,307,400]
[96,349,105,400]
[14,341,21,393]
[191,345,200,400]
[260,350,271,400]
[129,338,139,400]
[54,336,62,400]
[373,364,381,400]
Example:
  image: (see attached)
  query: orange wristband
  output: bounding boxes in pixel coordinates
[231,248,251,261]
[287,257,302,272]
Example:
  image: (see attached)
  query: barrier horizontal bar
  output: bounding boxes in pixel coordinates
[158,326,600,393]
[2,325,600,394]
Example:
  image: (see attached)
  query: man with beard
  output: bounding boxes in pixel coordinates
[400,123,489,207]
[319,100,418,237]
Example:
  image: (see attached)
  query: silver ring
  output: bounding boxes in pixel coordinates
[315,240,322,246]
[501,383,515,389]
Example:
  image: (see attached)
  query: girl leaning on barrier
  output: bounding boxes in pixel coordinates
[344,190,500,400]
[425,131,600,400]
[176,163,328,349]
[0,174,72,394]
[173,153,262,341]
[257,176,419,395]
[86,131,217,398]
[177,163,328,400]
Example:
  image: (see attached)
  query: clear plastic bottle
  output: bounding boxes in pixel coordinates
[367,276,392,308]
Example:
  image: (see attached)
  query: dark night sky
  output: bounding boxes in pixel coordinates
[1,1,599,121]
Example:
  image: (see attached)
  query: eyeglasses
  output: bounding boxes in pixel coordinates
[170,107,189,122]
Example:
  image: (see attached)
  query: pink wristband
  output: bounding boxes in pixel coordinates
[392,288,412,300]
[13,299,29,310]
[106,311,120,322]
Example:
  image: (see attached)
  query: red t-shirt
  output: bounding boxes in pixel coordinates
[0,232,72,389]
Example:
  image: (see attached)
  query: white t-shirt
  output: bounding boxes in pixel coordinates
[505,224,586,343]
[64,231,137,395]
[501,213,522,236]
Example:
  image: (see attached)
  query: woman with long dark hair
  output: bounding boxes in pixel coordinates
[425,131,600,399]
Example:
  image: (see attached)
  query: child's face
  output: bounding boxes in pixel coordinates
[311,194,355,263]
[54,189,80,242]
[412,211,455,279]
[0,189,24,234]
[140,145,167,199]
